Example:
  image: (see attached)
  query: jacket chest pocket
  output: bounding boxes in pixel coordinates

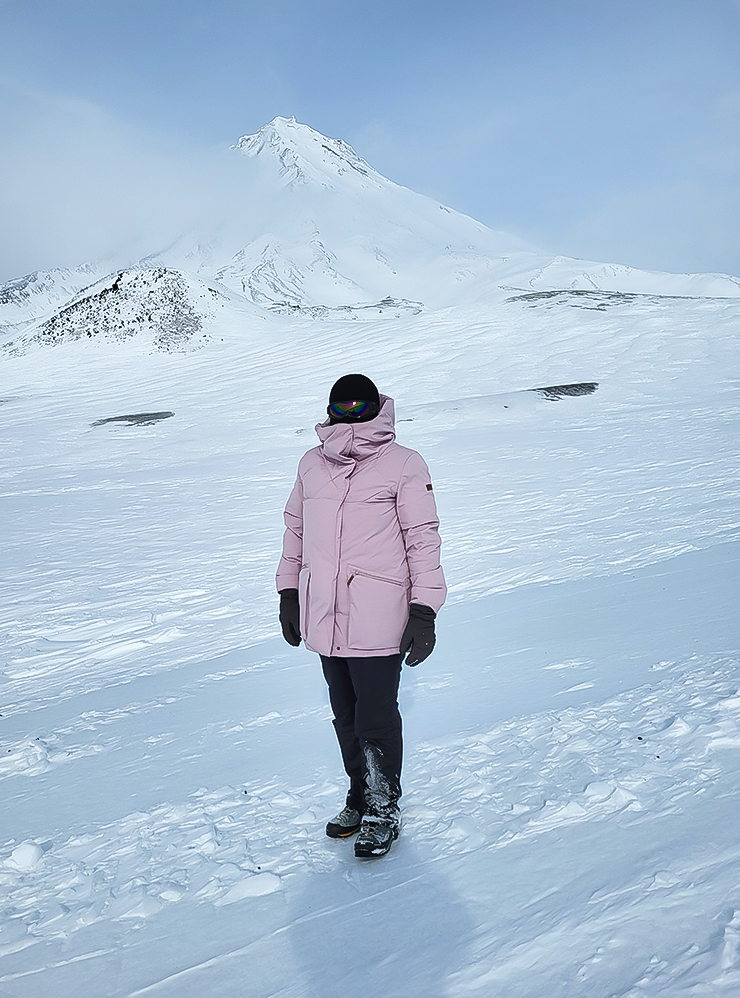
[347,569,409,651]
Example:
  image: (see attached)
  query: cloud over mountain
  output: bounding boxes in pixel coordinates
[3,115,740,354]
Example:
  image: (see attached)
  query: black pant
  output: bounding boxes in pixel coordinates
[320,654,403,820]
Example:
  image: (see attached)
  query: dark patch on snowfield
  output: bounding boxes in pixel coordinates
[507,289,698,311]
[534,383,599,400]
[397,384,599,422]
[91,411,175,428]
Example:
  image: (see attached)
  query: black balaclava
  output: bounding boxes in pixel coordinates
[328,374,381,423]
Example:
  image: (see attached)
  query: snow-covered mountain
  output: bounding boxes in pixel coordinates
[0,263,111,328]
[2,115,740,354]
[146,115,740,307]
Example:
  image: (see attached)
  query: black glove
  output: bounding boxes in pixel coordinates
[279,588,301,646]
[400,603,436,667]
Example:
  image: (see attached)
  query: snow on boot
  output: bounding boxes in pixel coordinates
[354,818,398,858]
[326,805,363,838]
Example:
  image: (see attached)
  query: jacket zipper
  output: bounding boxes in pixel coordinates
[347,568,406,586]
[331,471,353,651]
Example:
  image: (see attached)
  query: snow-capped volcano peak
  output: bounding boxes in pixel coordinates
[3,116,740,341]
[233,115,382,188]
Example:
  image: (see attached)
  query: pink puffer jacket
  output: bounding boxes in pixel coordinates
[276,395,446,657]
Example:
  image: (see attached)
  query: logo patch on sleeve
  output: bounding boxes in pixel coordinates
[426,483,433,491]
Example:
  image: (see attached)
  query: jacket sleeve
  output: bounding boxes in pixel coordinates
[276,472,304,593]
[396,451,447,613]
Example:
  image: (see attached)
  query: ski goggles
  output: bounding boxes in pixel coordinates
[327,399,379,420]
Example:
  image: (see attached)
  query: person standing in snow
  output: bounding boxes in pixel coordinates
[276,374,446,857]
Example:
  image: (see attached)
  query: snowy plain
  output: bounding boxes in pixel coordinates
[2,288,740,997]
[2,117,740,996]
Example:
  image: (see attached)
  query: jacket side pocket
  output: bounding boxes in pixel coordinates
[298,566,311,644]
[347,570,409,651]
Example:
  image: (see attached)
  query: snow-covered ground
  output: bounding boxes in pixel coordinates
[2,271,740,996]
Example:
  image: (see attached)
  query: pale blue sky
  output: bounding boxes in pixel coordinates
[1,0,739,281]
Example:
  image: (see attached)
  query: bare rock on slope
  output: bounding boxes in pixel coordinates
[3,268,222,355]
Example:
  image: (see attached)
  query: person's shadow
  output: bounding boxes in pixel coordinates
[286,837,475,997]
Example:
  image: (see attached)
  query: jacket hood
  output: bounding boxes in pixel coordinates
[315,394,396,464]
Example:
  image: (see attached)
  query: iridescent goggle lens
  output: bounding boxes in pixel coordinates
[327,399,378,420]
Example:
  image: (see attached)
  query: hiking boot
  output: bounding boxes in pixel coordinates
[354,817,399,858]
[326,805,363,838]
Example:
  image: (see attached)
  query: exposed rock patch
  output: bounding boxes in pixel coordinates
[271,296,423,318]
[534,383,599,401]
[3,269,214,356]
[507,289,696,310]
[91,412,174,428]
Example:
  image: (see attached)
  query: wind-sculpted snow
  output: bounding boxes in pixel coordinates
[2,291,739,712]
[1,646,739,995]
[1,296,739,992]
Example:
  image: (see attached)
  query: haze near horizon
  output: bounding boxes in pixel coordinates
[1,0,739,284]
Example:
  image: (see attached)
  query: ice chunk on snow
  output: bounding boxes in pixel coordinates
[5,841,44,872]
[721,911,740,970]
[583,782,616,802]
[115,895,163,920]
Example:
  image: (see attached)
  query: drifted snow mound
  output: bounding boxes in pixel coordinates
[514,257,740,299]
[3,268,228,355]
